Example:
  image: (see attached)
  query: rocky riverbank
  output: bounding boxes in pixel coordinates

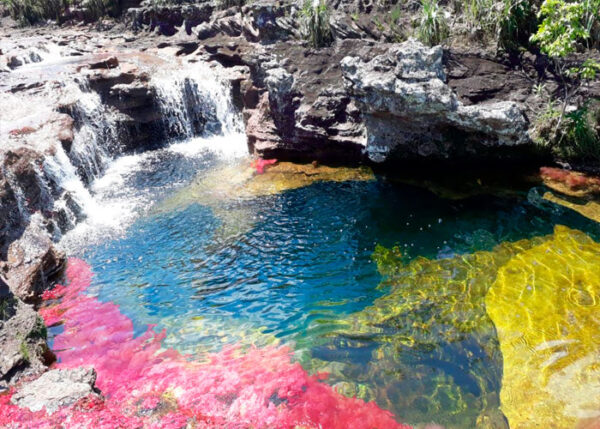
[1,0,599,419]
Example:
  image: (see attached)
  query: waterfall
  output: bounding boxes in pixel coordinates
[55,61,247,252]
[2,48,247,251]
[153,62,244,140]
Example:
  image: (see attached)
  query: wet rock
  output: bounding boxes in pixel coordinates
[0,288,55,390]
[0,172,22,259]
[341,39,531,163]
[11,368,99,413]
[87,55,119,69]
[3,213,66,304]
[57,114,75,152]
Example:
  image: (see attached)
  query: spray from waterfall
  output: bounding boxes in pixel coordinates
[58,61,248,253]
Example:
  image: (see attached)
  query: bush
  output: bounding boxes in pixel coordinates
[417,0,448,46]
[560,103,600,162]
[496,0,540,51]
[535,101,600,163]
[82,0,119,20]
[300,0,333,48]
[1,0,119,25]
[1,0,68,25]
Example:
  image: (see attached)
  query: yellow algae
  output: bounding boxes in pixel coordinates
[153,160,374,239]
[314,236,549,428]
[544,191,600,223]
[156,160,374,213]
[486,225,600,429]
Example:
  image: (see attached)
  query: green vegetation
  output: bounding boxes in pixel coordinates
[1,0,119,25]
[1,0,67,25]
[417,0,449,46]
[300,0,333,48]
[529,0,600,159]
[19,340,30,362]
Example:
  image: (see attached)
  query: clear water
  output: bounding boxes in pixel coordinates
[61,135,600,428]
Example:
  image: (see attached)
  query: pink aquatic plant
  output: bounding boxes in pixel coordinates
[0,258,410,429]
[251,158,277,174]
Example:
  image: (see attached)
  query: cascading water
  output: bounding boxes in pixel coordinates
[58,60,247,252]
[153,61,244,140]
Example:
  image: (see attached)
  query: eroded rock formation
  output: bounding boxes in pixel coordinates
[341,40,531,162]
[2,213,66,304]
[0,280,55,391]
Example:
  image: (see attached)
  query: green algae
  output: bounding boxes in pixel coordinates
[486,225,600,429]
[308,236,550,428]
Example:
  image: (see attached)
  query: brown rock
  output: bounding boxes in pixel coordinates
[88,55,119,70]
[4,213,66,304]
[57,115,75,152]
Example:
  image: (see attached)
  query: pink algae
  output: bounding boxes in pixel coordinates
[0,258,410,429]
[251,158,278,174]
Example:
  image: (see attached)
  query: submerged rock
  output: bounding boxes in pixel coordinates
[543,191,600,224]
[11,368,99,413]
[486,225,600,429]
[158,160,374,211]
[3,213,66,304]
[341,40,531,163]
[311,236,547,427]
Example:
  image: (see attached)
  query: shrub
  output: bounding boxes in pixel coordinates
[82,0,120,20]
[496,0,539,51]
[417,0,448,46]
[560,103,600,162]
[530,0,600,144]
[1,0,120,25]
[1,0,69,25]
[300,0,333,48]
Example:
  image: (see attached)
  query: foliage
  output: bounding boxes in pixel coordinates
[531,0,589,57]
[530,0,600,155]
[0,0,119,25]
[496,0,540,51]
[1,0,67,25]
[417,0,449,46]
[82,0,119,20]
[300,0,333,48]
[388,5,402,25]
[561,102,600,162]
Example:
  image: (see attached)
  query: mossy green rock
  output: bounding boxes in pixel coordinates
[486,225,600,429]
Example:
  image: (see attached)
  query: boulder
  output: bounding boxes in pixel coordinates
[341,40,531,163]
[3,213,66,304]
[11,368,99,413]
[0,287,55,390]
[87,56,119,70]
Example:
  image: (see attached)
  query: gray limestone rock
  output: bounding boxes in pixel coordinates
[341,39,531,162]
[11,368,99,413]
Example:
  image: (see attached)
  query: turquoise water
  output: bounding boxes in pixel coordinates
[70,150,600,428]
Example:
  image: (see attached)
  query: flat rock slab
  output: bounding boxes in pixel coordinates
[11,367,98,413]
